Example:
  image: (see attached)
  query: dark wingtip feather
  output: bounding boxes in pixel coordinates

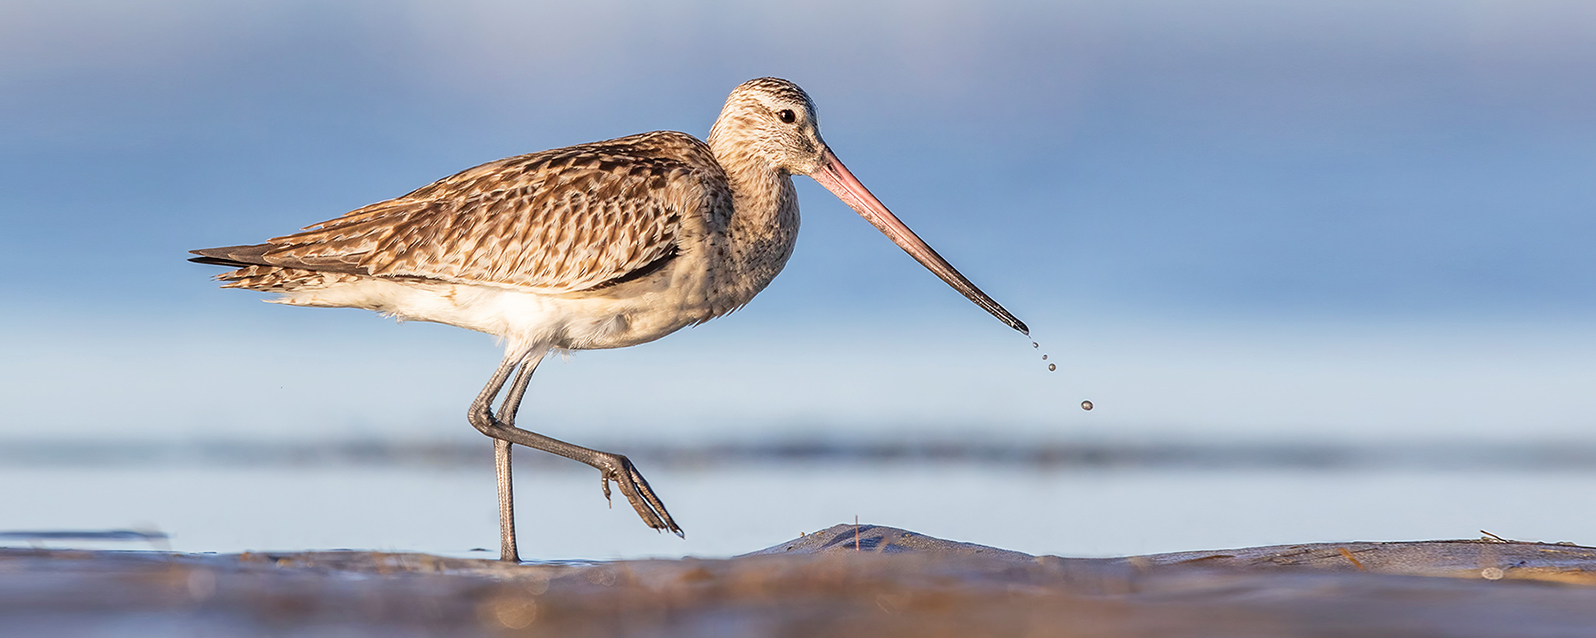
[189,244,272,268]
[188,255,241,266]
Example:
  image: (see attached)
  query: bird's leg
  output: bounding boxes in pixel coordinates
[492,438,518,561]
[471,356,523,561]
[467,354,683,542]
[489,359,538,563]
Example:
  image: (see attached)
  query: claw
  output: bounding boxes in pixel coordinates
[584,453,684,538]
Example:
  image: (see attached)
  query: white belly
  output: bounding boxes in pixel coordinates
[272,275,715,355]
[264,224,794,357]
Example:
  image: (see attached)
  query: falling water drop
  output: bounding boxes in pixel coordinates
[1047,363,1057,372]
[1032,342,1039,349]
[1081,400,1093,411]
[1042,354,1048,361]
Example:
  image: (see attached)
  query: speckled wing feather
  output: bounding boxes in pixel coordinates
[241,131,725,294]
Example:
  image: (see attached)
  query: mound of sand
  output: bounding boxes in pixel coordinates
[3,524,1594,636]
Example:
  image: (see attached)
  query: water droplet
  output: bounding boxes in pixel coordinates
[1032,342,1039,349]
[1081,400,1093,411]
[1047,363,1057,372]
[1042,354,1048,360]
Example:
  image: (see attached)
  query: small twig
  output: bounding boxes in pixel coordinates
[1337,547,1366,571]
[1480,530,1509,543]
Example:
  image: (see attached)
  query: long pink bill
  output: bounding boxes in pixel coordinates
[810,148,1029,336]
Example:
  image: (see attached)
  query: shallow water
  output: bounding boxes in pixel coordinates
[3,463,1591,560]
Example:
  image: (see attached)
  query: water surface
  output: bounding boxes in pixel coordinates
[5,463,1589,560]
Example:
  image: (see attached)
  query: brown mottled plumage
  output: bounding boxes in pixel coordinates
[201,132,715,295]
[191,78,1025,562]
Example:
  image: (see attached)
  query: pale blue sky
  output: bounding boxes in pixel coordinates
[2,0,1592,444]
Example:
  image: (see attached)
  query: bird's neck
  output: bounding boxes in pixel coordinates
[706,130,797,236]
[705,129,801,305]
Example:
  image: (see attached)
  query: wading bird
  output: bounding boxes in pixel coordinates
[192,78,1027,562]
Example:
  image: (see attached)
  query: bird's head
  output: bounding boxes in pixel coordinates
[708,77,1029,336]
[709,77,829,176]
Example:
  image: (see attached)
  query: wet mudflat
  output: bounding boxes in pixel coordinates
[4,525,1596,637]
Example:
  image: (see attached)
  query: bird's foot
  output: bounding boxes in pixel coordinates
[593,452,684,538]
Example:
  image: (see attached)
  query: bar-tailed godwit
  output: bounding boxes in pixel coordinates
[192,78,1027,561]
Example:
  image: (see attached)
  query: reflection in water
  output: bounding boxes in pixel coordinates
[6,439,1596,470]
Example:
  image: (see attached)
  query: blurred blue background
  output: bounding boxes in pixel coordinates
[1,0,1594,557]
[6,0,1592,444]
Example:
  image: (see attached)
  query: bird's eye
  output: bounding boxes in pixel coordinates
[777,109,796,124]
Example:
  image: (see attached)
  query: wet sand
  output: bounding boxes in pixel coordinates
[4,524,1594,637]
